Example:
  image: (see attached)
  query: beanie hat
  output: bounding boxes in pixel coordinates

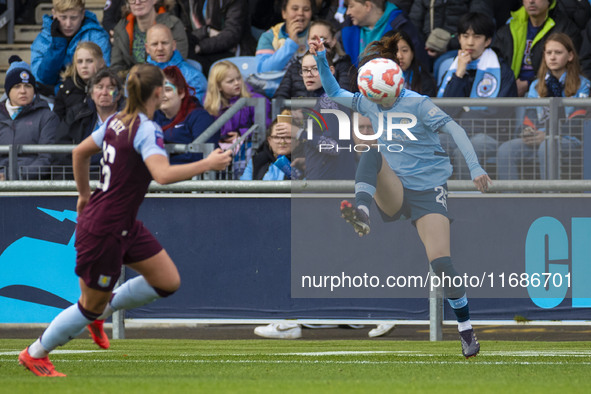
[4,55,36,95]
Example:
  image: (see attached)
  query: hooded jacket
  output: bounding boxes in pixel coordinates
[31,11,111,90]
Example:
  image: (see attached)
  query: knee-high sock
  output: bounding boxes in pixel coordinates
[430,256,471,324]
[98,276,161,320]
[355,148,382,210]
[31,302,99,357]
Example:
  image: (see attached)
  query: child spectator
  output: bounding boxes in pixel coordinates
[54,42,106,120]
[31,0,110,97]
[204,61,272,177]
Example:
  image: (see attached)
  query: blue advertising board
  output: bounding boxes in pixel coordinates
[1,194,590,323]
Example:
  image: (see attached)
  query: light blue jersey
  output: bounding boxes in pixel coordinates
[353,90,454,190]
[92,113,168,161]
[313,50,486,191]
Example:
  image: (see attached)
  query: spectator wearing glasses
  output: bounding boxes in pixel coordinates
[240,121,293,180]
[110,0,188,73]
[274,19,356,100]
[293,51,356,180]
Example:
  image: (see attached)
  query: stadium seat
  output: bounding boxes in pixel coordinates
[185,58,203,72]
[213,56,258,78]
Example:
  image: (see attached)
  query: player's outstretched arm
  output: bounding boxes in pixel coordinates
[145,148,232,185]
[309,36,354,105]
[440,121,492,192]
[72,135,102,215]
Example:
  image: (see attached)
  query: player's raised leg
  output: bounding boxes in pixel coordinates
[95,249,180,324]
[341,148,404,236]
[416,213,480,358]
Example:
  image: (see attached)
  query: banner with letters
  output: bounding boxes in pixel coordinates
[0,195,590,323]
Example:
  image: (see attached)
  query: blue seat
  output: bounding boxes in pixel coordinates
[213,56,258,77]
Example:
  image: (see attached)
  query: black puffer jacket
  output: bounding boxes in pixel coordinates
[274,53,356,100]
[175,0,256,56]
[53,76,87,121]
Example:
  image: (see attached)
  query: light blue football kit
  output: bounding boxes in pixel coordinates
[313,50,486,191]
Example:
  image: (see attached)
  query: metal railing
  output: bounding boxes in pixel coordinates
[275,97,591,181]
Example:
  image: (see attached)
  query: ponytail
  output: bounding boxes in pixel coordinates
[120,64,164,127]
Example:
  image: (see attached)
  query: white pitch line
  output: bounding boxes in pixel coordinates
[276,351,419,356]
[0,350,102,356]
[183,350,591,358]
[2,358,591,366]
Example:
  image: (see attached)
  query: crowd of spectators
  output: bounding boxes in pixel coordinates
[2,0,591,180]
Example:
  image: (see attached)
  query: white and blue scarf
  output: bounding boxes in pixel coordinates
[437,48,501,99]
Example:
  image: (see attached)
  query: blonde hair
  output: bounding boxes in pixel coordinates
[204,61,251,117]
[52,0,84,12]
[120,64,164,127]
[61,42,105,88]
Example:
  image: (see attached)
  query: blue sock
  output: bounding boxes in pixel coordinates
[355,149,382,208]
[448,295,470,323]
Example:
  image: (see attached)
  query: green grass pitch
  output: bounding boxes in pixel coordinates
[2,339,591,393]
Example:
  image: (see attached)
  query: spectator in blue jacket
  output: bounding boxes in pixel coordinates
[145,24,207,103]
[437,12,517,179]
[341,0,428,67]
[153,66,217,165]
[31,0,110,97]
[255,0,313,73]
